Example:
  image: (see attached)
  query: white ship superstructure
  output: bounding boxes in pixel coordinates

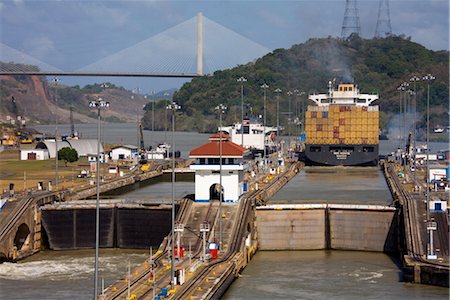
[219,118,278,154]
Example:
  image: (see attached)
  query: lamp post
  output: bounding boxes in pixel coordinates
[53,77,60,190]
[237,77,247,147]
[397,82,408,166]
[422,74,435,221]
[297,91,306,133]
[89,97,109,299]
[261,83,269,166]
[406,89,415,165]
[166,101,181,287]
[274,88,282,133]
[409,75,420,184]
[286,90,295,154]
[215,103,227,250]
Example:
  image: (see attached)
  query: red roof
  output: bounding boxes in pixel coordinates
[189,133,248,157]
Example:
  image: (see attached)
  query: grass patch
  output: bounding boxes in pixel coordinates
[0,157,95,192]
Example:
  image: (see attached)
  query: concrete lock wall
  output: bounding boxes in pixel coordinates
[256,208,396,252]
[256,209,326,250]
[329,210,396,251]
[41,207,173,250]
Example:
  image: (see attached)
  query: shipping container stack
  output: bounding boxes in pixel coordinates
[305,105,379,146]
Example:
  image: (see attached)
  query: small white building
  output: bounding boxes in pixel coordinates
[111,145,139,162]
[189,133,250,202]
[428,165,447,183]
[20,149,49,160]
[87,153,110,163]
[430,197,447,212]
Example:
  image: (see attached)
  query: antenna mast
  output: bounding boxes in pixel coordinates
[341,0,361,39]
[374,0,392,37]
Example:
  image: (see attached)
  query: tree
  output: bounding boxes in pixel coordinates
[58,147,78,166]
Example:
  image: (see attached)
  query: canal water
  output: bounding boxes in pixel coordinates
[1,126,448,299]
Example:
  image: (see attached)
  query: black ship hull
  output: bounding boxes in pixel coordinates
[305,144,379,166]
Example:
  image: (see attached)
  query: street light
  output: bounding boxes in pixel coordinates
[297,91,306,133]
[52,77,60,190]
[89,97,109,299]
[397,82,409,163]
[422,74,435,220]
[261,83,269,165]
[166,101,181,287]
[409,75,420,183]
[237,77,247,147]
[286,90,297,154]
[215,103,227,251]
[274,88,282,133]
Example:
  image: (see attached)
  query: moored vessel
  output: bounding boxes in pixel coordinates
[305,82,379,166]
[219,118,278,156]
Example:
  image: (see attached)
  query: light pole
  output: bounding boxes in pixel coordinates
[286,90,295,154]
[215,103,227,250]
[237,77,247,147]
[89,97,109,299]
[422,74,435,228]
[402,82,409,150]
[261,83,269,166]
[397,82,408,165]
[53,77,59,190]
[166,101,181,287]
[274,88,282,133]
[297,91,306,133]
[410,75,420,184]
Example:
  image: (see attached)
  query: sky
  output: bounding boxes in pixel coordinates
[0,0,449,92]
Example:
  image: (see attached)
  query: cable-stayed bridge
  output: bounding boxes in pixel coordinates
[0,13,270,78]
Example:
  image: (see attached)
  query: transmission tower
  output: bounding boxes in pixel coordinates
[374,0,392,37]
[341,0,361,38]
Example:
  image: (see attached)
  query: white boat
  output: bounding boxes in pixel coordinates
[218,118,278,155]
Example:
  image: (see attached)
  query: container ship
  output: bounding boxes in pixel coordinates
[304,82,379,166]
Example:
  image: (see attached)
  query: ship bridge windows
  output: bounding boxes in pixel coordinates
[357,99,366,103]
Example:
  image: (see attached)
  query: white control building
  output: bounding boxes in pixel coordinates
[189,133,250,202]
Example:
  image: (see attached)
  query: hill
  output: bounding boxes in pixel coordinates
[145,35,448,137]
[0,68,150,126]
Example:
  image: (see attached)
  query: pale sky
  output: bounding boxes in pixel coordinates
[1,0,448,91]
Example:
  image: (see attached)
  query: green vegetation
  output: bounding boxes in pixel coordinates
[58,147,78,166]
[142,35,448,135]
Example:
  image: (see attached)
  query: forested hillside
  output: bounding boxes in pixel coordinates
[144,35,448,136]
